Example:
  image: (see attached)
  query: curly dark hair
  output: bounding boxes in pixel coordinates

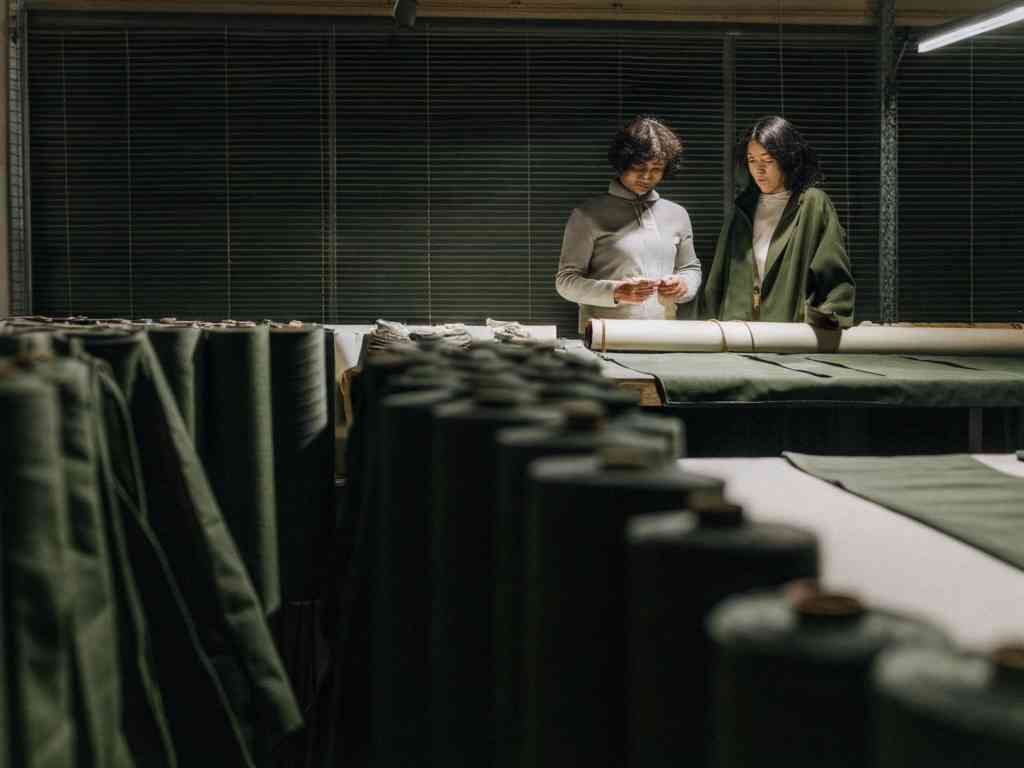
[608,115,685,177]
[737,116,823,192]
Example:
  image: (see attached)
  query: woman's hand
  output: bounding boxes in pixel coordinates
[613,278,659,304]
[657,275,687,300]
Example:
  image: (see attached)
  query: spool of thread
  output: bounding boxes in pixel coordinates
[626,498,819,768]
[431,388,562,768]
[523,438,725,768]
[372,385,465,768]
[872,642,1024,766]
[493,400,611,768]
[146,323,206,444]
[709,589,950,768]
[611,410,686,458]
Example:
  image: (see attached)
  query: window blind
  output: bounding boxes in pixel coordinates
[899,34,1024,322]
[735,33,881,322]
[24,15,879,333]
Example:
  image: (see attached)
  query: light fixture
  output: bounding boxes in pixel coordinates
[392,0,417,29]
[918,2,1024,53]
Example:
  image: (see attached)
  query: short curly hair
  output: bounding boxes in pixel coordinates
[738,116,823,192]
[608,116,684,177]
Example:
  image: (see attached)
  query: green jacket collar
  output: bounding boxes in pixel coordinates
[735,183,803,280]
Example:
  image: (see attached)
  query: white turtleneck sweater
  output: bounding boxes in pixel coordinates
[752,189,792,283]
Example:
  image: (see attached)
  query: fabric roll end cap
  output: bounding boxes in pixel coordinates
[599,431,670,469]
[560,399,607,431]
[792,589,866,625]
[473,387,532,408]
[991,643,1024,688]
[689,492,744,527]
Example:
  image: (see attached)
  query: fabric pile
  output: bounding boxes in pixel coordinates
[486,317,533,344]
[366,318,473,352]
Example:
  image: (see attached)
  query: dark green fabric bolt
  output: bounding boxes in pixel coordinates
[202,325,280,617]
[268,325,333,603]
[604,351,1024,408]
[373,386,464,768]
[431,391,562,768]
[0,368,75,768]
[626,508,818,768]
[79,330,302,760]
[31,356,137,768]
[708,591,950,768]
[147,324,206,446]
[872,645,1024,767]
[784,453,1024,571]
[522,450,724,768]
[0,329,54,357]
[492,415,609,768]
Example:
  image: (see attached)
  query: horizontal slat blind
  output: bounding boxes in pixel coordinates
[26,16,883,332]
[900,34,1024,322]
[736,35,880,322]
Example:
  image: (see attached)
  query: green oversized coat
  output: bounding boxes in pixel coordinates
[701,183,855,328]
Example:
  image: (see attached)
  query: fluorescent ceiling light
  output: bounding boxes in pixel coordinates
[918,2,1024,52]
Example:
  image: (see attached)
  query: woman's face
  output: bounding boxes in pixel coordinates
[747,141,786,194]
[620,160,666,196]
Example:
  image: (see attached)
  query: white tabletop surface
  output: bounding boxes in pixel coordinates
[684,454,1024,650]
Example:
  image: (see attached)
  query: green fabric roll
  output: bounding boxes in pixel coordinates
[605,351,1024,407]
[873,646,1024,766]
[147,324,206,446]
[0,369,75,768]
[268,323,331,602]
[627,510,818,768]
[373,386,463,768]
[80,331,302,760]
[708,591,949,768]
[431,393,562,768]
[202,325,280,617]
[784,453,1024,571]
[31,356,136,768]
[523,453,724,768]
[492,418,608,768]
[0,329,54,357]
[611,410,687,458]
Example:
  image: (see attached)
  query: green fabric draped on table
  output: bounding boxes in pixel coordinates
[785,453,1024,571]
[604,352,1024,406]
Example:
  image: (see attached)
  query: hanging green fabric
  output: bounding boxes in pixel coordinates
[0,368,75,768]
[0,329,54,357]
[78,330,302,758]
[31,356,136,768]
[147,324,206,446]
[202,325,280,616]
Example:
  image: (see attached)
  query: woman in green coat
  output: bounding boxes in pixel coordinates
[702,116,855,328]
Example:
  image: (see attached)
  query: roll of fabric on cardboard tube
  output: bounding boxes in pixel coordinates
[872,643,1024,766]
[202,324,279,616]
[372,384,466,768]
[627,497,819,768]
[0,328,54,357]
[432,388,561,768]
[709,589,950,768]
[523,436,724,768]
[146,323,205,445]
[493,400,609,768]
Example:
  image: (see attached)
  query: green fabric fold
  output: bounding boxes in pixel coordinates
[784,453,1024,571]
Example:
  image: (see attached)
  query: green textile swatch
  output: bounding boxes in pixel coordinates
[604,352,1024,407]
[0,370,75,768]
[80,331,302,756]
[147,324,206,446]
[784,453,1024,570]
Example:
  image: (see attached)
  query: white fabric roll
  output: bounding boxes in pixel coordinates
[585,319,1024,356]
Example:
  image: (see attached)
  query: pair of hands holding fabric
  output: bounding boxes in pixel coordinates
[613,276,687,305]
